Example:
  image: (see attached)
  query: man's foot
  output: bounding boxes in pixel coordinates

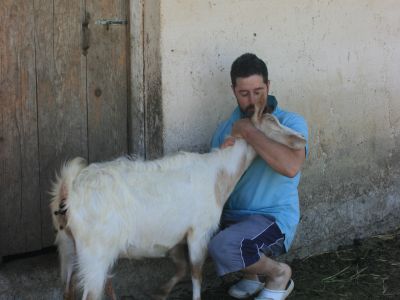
[254,279,294,300]
[264,262,292,291]
[228,278,264,299]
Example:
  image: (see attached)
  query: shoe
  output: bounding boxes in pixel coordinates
[228,278,264,299]
[254,279,294,300]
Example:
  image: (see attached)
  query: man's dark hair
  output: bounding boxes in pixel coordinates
[230,53,268,87]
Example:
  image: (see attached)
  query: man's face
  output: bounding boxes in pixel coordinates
[232,74,269,117]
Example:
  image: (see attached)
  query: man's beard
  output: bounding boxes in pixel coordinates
[240,104,255,118]
[240,104,269,118]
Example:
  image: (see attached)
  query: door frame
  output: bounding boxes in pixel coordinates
[129,0,163,160]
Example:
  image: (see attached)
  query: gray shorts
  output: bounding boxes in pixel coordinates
[208,214,286,276]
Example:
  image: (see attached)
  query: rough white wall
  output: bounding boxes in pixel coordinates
[158,0,400,256]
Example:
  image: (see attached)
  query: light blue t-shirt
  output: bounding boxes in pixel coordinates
[210,96,308,250]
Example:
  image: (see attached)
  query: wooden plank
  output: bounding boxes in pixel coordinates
[86,0,128,162]
[129,0,145,158]
[143,0,163,159]
[0,1,41,256]
[34,0,88,247]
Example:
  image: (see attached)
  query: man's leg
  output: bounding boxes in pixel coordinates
[243,254,291,291]
[209,214,290,298]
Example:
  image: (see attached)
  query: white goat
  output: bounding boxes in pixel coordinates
[50,93,306,300]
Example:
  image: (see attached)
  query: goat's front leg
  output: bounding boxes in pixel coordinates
[153,243,188,300]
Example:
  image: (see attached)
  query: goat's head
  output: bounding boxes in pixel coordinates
[250,91,267,125]
[251,93,306,150]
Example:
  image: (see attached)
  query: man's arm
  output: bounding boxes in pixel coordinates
[232,118,306,178]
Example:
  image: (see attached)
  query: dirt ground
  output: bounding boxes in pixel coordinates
[167,228,400,300]
[1,228,399,299]
[289,228,400,300]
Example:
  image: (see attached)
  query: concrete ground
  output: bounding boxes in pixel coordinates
[0,250,233,300]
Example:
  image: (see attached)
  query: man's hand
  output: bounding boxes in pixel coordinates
[220,136,236,149]
[232,118,258,140]
[232,118,305,178]
[221,119,259,149]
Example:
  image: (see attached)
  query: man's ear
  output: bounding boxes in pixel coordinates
[231,84,236,94]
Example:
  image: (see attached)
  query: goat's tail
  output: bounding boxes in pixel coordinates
[49,157,87,232]
[49,157,87,291]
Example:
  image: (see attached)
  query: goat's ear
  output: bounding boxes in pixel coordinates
[252,92,267,123]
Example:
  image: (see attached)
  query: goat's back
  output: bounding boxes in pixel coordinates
[66,154,223,258]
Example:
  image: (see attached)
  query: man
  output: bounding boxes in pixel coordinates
[208,53,308,300]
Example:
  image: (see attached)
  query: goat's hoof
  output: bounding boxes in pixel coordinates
[151,293,167,300]
[63,292,75,300]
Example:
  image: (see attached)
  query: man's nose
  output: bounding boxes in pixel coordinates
[249,93,257,104]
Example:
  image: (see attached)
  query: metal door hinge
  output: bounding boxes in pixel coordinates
[81,12,91,56]
[95,19,128,26]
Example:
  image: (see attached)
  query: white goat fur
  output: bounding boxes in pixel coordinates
[50,94,306,300]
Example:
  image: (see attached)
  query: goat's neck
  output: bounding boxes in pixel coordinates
[213,139,257,207]
[224,138,256,172]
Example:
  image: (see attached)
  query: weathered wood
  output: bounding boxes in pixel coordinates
[34,0,88,247]
[0,1,41,256]
[1,0,136,256]
[129,0,145,158]
[143,0,163,159]
[86,0,129,162]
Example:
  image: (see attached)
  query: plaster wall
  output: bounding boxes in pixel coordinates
[157,1,400,256]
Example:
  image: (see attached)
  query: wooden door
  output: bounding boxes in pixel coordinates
[0,0,131,257]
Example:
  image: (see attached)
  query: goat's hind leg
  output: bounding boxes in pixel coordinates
[56,231,77,299]
[62,260,76,300]
[153,243,189,300]
[187,233,208,300]
[77,247,116,300]
[64,272,76,300]
[105,278,117,300]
